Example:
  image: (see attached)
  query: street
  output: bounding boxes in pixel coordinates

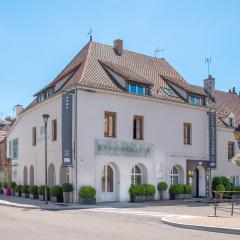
[0,205,238,240]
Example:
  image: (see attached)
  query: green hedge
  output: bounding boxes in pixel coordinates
[79,186,96,199]
[62,183,73,192]
[29,185,38,195]
[10,182,17,189]
[212,176,231,191]
[38,185,50,196]
[183,184,192,194]
[216,184,225,192]
[15,185,22,193]
[21,185,29,193]
[50,185,63,197]
[170,184,184,195]
[129,184,156,197]
[157,182,168,191]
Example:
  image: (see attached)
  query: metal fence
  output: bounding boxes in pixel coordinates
[213,191,240,216]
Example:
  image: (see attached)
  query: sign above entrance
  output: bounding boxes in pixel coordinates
[95,139,153,158]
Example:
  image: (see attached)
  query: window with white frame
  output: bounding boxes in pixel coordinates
[131,165,142,185]
[170,166,179,185]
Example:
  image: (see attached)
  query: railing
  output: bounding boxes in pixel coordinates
[213,191,240,217]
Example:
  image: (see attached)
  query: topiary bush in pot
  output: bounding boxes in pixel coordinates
[157,182,168,200]
[129,184,146,202]
[170,184,184,200]
[38,185,50,201]
[79,186,96,204]
[21,185,29,198]
[50,185,63,202]
[62,182,73,203]
[29,185,38,199]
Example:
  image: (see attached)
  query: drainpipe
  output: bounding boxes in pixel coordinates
[74,86,78,203]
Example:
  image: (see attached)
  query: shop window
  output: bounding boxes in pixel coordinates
[228,142,235,160]
[104,112,116,137]
[183,123,192,145]
[133,116,144,140]
[131,165,142,185]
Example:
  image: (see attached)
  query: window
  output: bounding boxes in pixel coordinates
[32,127,36,146]
[229,118,234,128]
[183,123,192,145]
[161,87,175,96]
[228,142,235,160]
[171,166,179,185]
[46,89,54,98]
[131,165,142,185]
[128,83,148,96]
[104,112,116,137]
[189,95,205,106]
[133,116,144,140]
[52,119,57,141]
[9,141,12,157]
[40,126,45,136]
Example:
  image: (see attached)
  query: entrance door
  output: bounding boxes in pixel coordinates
[195,169,199,197]
[102,164,115,201]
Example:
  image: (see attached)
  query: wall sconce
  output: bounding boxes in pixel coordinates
[188,170,193,177]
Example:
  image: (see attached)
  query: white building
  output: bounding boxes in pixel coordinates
[8,39,236,202]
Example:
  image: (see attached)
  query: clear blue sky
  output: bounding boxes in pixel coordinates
[0,0,239,116]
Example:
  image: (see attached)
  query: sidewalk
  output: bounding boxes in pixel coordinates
[162,215,240,235]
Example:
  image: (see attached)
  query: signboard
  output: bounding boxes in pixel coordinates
[12,138,19,160]
[95,139,153,158]
[62,93,73,165]
[209,111,217,168]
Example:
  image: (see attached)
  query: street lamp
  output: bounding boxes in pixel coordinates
[234,126,240,149]
[42,114,49,204]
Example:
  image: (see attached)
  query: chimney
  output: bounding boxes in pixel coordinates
[113,39,123,56]
[232,87,236,94]
[15,104,24,117]
[204,75,215,100]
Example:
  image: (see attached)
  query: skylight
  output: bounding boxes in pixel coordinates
[161,87,175,96]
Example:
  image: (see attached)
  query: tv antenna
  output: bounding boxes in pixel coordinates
[155,48,164,58]
[87,28,93,42]
[205,57,212,76]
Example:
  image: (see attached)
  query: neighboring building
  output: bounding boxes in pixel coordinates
[0,118,12,182]
[211,89,240,186]
[7,39,227,202]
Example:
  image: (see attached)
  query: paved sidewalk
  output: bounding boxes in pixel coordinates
[162,215,240,235]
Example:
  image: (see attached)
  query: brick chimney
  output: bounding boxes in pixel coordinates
[113,39,123,56]
[204,75,215,100]
[15,104,24,117]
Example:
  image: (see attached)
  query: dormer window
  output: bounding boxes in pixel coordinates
[229,117,234,128]
[128,83,148,96]
[46,89,54,98]
[189,95,205,106]
[38,94,45,102]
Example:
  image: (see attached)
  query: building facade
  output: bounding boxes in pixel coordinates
[6,39,239,202]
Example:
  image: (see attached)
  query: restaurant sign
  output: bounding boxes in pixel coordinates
[95,139,153,158]
[209,111,217,168]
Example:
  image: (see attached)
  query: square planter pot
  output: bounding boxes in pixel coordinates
[63,192,72,203]
[131,195,145,203]
[21,193,29,198]
[184,194,192,199]
[39,195,44,201]
[50,196,58,202]
[3,188,11,196]
[175,194,184,200]
[29,193,38,199]
[79,198,96,204]
[15,192,21,197]
[159,191,166,200]
[145,195,155,201]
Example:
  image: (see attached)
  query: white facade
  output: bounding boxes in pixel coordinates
[7,88,210,202]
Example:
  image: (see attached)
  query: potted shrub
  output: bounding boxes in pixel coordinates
[50,185,63,202]
[216,184,225,199]
[21,185,29,198]
[183,184,192,199]
[157,182,168,200]
[38,185,49,201]
[129,184,146,202]
[170,184,184,200]
[29,185,38,199]
[10,182,17,196]
[62,182,73,203]
[15,185,22,197]
[79,186,96,204]
[145,184,156,201]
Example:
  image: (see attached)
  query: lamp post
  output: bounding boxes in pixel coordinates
[42,114,49,204]
[234,126,240,149]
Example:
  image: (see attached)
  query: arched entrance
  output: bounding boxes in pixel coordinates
[48,164,56,187]
[60,167,70,185]
[29,166,34,186]
[101,163,118,202]
[193,166,206,197]
[23,166,28,185]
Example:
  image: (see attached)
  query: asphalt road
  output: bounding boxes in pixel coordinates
[0,205,238,240]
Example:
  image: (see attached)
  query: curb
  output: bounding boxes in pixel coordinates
[0,202,39,210]
[161,216,240,235]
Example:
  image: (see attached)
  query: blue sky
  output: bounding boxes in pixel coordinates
[0,0,239,116]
